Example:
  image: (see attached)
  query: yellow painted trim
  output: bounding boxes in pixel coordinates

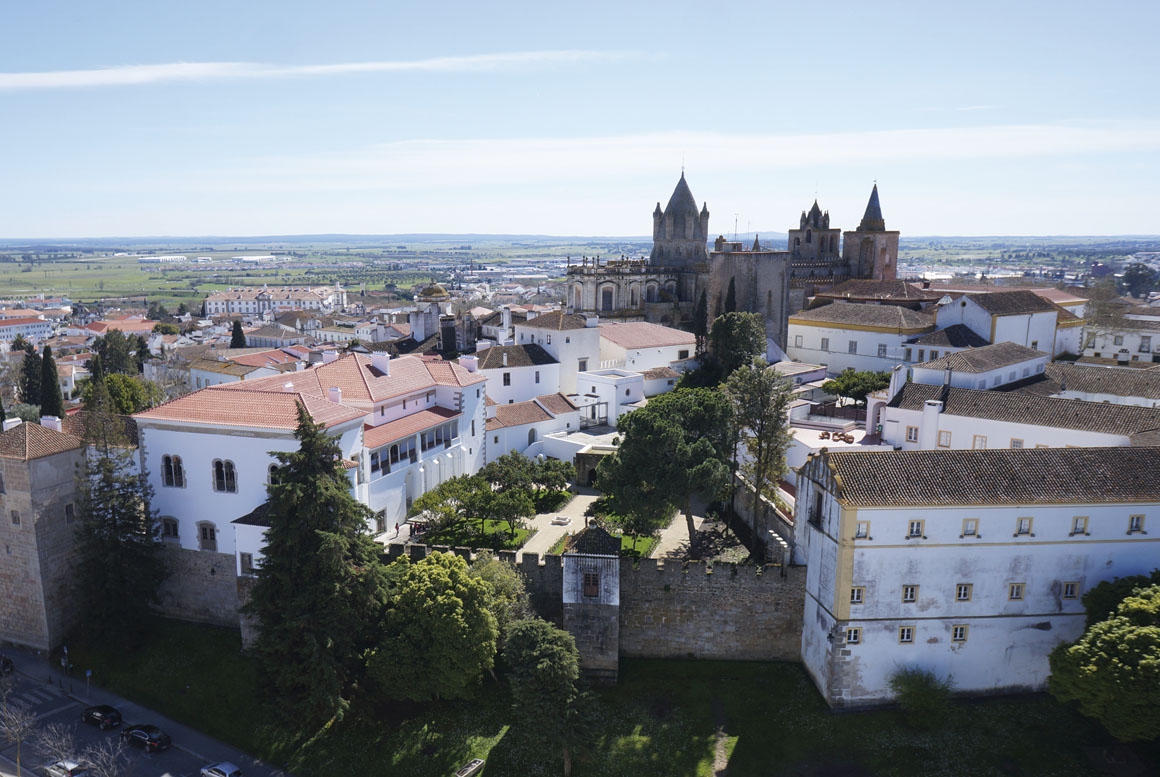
[834,506,858,620]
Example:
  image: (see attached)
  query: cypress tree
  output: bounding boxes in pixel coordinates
[231,320,246,349]
[19,349,41,406]
[724,277,737,314]
[39,345,64,418]
[692,288,708,355]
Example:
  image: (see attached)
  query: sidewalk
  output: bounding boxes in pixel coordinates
[3,648,289,777]
[518,487,599,560]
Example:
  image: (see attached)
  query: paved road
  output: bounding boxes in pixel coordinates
[0,650,289,777]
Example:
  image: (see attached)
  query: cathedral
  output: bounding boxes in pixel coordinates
[566,174,898,353]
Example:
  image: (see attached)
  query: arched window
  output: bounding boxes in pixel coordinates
[646,284,659,303]
[160,516,179,541]
[161,455,184,488]
[600,287,614,312]
[793,237,801,249]
[573,285,583,309]
[528,429,537,446]
[806,229,812,244]
[212,459,237,493]
[390,444,400,464]
[268,463,281,485]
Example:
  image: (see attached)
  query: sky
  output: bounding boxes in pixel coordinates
[2,0,1159,239]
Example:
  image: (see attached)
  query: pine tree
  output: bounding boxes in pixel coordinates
[74,377,164,646]
[39,345,64,418]
[724,277,737,314]
[246,404,389,730]
[19,349,41,406]
[230,320,246,349]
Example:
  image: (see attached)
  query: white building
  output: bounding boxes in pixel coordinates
[597,321,695,372]
[907,341,1048,391]
[796,446,1160,707]
[787,302,935,375]
[484,393,581,462]
[468,344,560,406]
[514,310,601,395]
[0,317,53,343]
[571,368,646,428]
[134,352,487,577]
[1083,318,1160,364]
[932,290,1067,356]
[204,285,346,316]
[1017,362,1160,408]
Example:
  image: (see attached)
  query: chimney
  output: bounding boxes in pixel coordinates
[476,340,492,351]
[460,355,478,373]
[502,352,508,367]
[372,352,391,376]
[40,416,63,433]
[922,281,931,289]
[328,386,342,404]
[2,418,22,432]
[943,367,952,386]
[919,400,943,448]
[502,305,512,333]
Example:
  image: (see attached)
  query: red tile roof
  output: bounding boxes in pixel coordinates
[599,322,695,350]
[0,423,83,460]
[364,407,460,448]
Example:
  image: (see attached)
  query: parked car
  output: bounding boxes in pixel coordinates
[0,654,13,675]
[120,724,171,752]
[201,762,243,777]
[43,760,90,777]
[81,704,122,729]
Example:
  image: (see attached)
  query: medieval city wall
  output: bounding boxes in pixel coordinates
[155,545,240,627]
[387,544,806,663]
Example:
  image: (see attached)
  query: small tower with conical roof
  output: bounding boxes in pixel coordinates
[562,522,621,684]
[649,172,710,269]
[787,199,841,262]
[842,184,899,281]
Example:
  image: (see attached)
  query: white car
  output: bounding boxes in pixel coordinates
[43,761,89,777]
[201,763,243,777]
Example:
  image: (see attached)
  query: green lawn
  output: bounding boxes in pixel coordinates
[65,620,1155,777]
[423,518,534,550]
[548,532,658,558]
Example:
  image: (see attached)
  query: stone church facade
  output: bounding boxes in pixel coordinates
[567,175,899,351]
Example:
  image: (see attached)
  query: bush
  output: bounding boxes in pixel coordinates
[888,667,954,729]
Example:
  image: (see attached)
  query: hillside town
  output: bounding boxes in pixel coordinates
[2,175,1160,774]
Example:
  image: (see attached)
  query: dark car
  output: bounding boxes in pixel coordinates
[0,655,13,675]
[81,704,122,730]
[119,724,171,752]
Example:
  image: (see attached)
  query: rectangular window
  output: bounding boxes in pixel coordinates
[240,553,255,575]
[1129,515,1145,534]
[1141,336,1153,353]
[905,426,919,443]
[854,521,870,539]
[938,430,952,447]
[850,586,865,604]
[848,340,858,354]
[820,337,830,351]
[1009,583,1025,601]
[902,585,918,603]
[952,625,968,643]
[1063,581,1079,600]
[1114,335,1124,346]
[907,520,925,539]
[582,572,599,598]
[898,626,914,644]
[64,503,75,524]
[972,434,987,449]
[795,335,803,347]
[1010,438,1024,449]
[534,370,540,384]
[904,347,912,361]
[845,627,861,645]
[578,359,588,372]
[877,344,887,358]
[1016,517,1033,536]
[502,372,511,386]
[961,518,978,537]
[678,349,689,359]
[9,510,19,526]
[1071,516,1089,535]
[956,583,973,602]
[930,350,939,360]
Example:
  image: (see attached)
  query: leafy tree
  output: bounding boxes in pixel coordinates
[724,277,737,314]
[1119,262,1158,299]
[888,666,954,730]
[79,373,162,414]
[504,618,587,777]
[19,348,41,405]
[530,456,575,494]
[92,330,135,376]
[470,556,531,648]
[410,474,489,533]
[146,301,170,320]
[9,333,29,354]
[1049,584,1160,741]
[74,378,164,647]
[597,388,732,549]
[486,488,536,539]
[586,496,666,551]
[39,345,64,418]
[821,368,890,411]
[724,358,794,533]
[1081,570,1160,627]
[152,322,179,335]
[708,312,766,378]
[369,552,498,702]
[231,320,247,349]
[246,404,389,730]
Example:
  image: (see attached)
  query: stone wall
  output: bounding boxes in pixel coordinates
[155,545,240,627]
[564,601,619,684]
[389,545,806,663]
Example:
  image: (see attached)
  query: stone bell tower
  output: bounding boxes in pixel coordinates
[842,184,899,281]
[649,172,710,270]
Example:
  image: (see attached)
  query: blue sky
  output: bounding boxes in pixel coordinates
[3,0,1159,238]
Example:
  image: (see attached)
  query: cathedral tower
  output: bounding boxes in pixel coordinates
[842,184,899,281]
[649,172,710,269]
[787,200,841,262]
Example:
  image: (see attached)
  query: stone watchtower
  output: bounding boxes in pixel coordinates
[842,184,899,281]
[650,172,710,270]
[561,523,621,685]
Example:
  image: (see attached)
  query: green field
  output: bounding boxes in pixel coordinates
[63,618,1157,777]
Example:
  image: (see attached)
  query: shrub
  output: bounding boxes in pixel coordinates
[888,666,954,729]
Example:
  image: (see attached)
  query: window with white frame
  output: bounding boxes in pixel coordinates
[854,521,870,539]
[197,522,218,552]
[848,340,858,354]
[898,626,914,644]
[877,344,887,358]
[972,434,987,449]
[162,455,185,488]
[956,583,973,602]
[938,430,952,447]
[850,587,864,604]
[905,426,919,443]
[1008,583,1025,601]
[907,519,925,539]
[161,517,179,541]
[1016,517,1033,536]
[795,335,803,347]
[820,337,830,351]
[1071,516,1089,536]
[212,459,237,493]
[845,627,861,645]
[902,584,918,603]
[952,624,968,643]
[1129,515,1145,534]
[1063,581,1079,599]
[1010,438,1024,449]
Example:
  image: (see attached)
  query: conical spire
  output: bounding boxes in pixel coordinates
[664,171,700,219]
[752,234,761,251]
[858,184,886,232]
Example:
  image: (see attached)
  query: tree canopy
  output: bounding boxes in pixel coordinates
[79,373,163,415]
[821,368,890,408]
[246,404,389,730]
[596,388,732,549]
[708,312,766,378]
[1119,262,1158,299]
[39,345,64,418]
[19,349,40,406]
[231,320,247,349]
[92,330,137,376]
[1049,583,1160,741]
[369,552,498,702]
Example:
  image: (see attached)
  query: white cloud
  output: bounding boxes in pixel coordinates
[0,50,634,90]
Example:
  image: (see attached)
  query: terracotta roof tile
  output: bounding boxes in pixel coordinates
[564,524,621,555]
[915,342,1043,373]
[475,344,557,369]
[790,301,934,331]
[0,423,82,460]
[135,386,364,430]
[489,401,553,429]
[599,322,695,350]
[536,393,579,415]
[821,447,1160,507]
[519,310,590,331]
[909,324,989,349]
[967,290,1059,316]
[364,407,460,448]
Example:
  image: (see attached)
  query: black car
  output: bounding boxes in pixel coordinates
[81,704,122,729]
[119,724,171,752]
[0,655,12,676]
